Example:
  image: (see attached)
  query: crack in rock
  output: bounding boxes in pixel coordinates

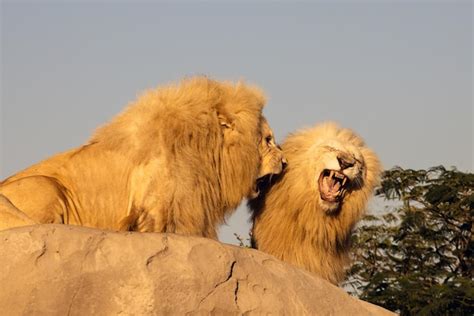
[146,235,169,269]
[198,260,237,308]
[222,260,236,284]
[34,242,47,266]
[234,280,240,309]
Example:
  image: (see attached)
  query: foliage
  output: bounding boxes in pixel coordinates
[234,232,252,248]
[346,166,473,315]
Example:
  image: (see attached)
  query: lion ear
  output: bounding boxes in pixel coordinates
[218,113,233,129]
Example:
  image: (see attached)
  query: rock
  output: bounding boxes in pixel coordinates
[0,225,394,315]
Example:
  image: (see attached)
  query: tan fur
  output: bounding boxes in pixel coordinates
[0,194,36,230]
[0,77,285,238]
[249,122,382,284]
[256,117,287,184]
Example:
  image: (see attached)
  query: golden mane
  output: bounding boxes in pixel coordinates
[0,77,284,238]
[250,122,382,284]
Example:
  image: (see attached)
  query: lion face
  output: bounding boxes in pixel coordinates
[251,118,286,198]
[258,118,286,178]
[311,139,365,213]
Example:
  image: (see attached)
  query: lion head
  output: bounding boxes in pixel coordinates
[249,122,381,284]
[201,80,285,209]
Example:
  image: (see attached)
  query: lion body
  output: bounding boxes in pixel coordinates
[1,78,283,238]
[249,122,381,284]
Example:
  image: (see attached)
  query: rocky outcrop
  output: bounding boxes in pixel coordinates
[0,225,394,315]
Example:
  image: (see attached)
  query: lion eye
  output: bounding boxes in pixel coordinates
[265,136,273,144]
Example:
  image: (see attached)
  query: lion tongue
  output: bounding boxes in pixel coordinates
[324,175,340,197]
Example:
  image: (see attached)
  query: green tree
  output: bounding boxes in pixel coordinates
[346,166,473,315]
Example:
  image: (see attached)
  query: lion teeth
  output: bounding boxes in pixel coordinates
[342,177,347,186]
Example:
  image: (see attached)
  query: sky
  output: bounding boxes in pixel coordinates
[1,1,472,244]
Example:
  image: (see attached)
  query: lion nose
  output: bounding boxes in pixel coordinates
[337,156,355,170]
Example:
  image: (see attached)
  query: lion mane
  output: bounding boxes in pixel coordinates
[249,122,382,284]
[0,77,284,238]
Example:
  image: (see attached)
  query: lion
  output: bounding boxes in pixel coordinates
[0,77,285,238]
[0,194,36,228]
[249,122,381,284]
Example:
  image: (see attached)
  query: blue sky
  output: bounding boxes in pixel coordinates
[1,1,472,244]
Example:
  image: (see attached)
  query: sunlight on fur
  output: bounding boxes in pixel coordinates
[249,122,382,284]
[0,77,285,238]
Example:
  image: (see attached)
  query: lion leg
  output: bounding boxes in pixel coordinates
[172,221,217,239]
[0,176,67,226]
[0,194,37,230]
[128,204,218,239]
[123,195,219,238]
[169,205,218,239]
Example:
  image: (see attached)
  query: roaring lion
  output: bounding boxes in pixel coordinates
[249,122,381,284]
[0,77,285,238]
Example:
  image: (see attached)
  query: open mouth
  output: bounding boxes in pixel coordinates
[250,177,264,199]
[250,174,275,199]
[318,169,349,203]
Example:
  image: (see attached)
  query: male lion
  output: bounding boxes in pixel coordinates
[249,122,381,284]
[0,77,285,238]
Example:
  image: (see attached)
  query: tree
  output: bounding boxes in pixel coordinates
[346,166,473,315]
